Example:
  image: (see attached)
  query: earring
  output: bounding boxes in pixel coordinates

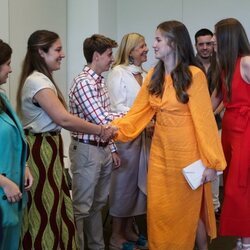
[129,56,134,64]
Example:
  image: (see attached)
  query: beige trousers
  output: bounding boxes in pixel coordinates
[69,140,112,250]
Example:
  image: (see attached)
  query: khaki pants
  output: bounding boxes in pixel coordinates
[69,140,112,250]
[212,129,222,211]
[212,176,220,211]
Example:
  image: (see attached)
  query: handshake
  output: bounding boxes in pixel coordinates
[99,125,118,141]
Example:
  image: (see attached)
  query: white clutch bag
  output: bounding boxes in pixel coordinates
[182,159,222,190]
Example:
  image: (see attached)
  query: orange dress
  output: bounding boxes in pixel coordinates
[112,66,226,250]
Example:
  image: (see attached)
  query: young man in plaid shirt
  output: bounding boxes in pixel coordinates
[69,34,121,250]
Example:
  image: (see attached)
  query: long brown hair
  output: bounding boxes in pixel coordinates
[16,30,66,116]
[148,20,199,103]
[214,18,250,100]
[0,39,12,112]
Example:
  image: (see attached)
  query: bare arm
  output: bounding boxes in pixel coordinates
[24,166,33,191]
[241,56,250,84]
[211,88,223,111]
[34,88,102,134]
[0,174,22,203]
[214,101,224,116]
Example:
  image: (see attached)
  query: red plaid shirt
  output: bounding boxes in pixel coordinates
[69,66,121,152]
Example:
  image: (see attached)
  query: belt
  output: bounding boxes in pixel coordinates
[72,137,109,148]
[24,129,60,136]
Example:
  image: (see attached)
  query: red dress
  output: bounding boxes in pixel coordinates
[219,58,250,236]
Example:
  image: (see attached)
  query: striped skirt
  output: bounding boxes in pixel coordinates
[20,132,78,250]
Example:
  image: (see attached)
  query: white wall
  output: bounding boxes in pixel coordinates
[117,0,250,71]
[67,0,99,91]
[1,0,67,107]
[1,0,69,165]
[0,0,10,96]
[67,0,117,90]
[183,0,250,44]
[117,0,183,69]
[99,0,117,39]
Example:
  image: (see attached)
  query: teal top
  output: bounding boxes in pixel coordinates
[0,92,27,227]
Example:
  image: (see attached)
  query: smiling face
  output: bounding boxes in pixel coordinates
[0,59,12,85]
[39,38,65,72]
[195,35,214,59]
[95,48,115,74]
[129,38,148,66]
[153,28,175,61]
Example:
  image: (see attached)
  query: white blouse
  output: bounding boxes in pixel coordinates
[21,71,61,133]
[106,65,146,112]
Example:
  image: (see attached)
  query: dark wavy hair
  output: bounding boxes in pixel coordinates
[148,20,199,103]
[0,39,12,112]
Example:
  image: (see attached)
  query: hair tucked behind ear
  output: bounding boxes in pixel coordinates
[16,30,67,117]
[148,20,199,103]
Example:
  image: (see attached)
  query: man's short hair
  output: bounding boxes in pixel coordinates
[83,34,118,63]
[195,28,213,44]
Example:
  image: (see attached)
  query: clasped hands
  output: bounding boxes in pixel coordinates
[99,124,118,141]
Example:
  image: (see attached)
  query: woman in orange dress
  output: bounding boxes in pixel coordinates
[112,20,226,250]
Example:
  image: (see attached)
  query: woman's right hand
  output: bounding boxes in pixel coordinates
[2,178,22,203]
[100,125,118,141]
[201,168,217,184]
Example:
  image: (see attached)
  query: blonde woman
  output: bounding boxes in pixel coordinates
[107,33,150,250]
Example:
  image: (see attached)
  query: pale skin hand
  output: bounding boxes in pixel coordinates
[100,125,118,141]
[211,89,223,112]
[201,168,217,184]
[1,177,22,203]
[24,166,33,191]
[112,152,121,169]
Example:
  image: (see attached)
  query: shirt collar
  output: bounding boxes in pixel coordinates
[83,65,104,83]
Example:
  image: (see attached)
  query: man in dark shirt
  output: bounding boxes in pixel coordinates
[195,28,222,220]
